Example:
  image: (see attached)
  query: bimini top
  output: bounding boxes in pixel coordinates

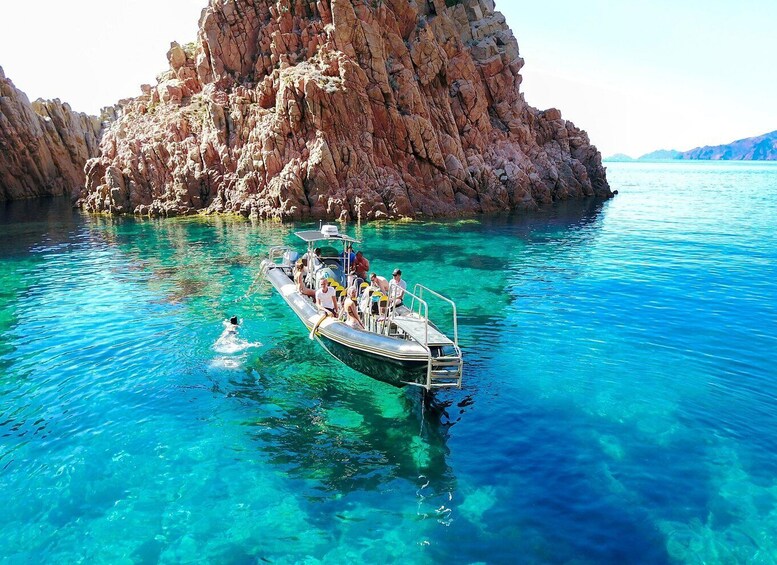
[294,224,360,244]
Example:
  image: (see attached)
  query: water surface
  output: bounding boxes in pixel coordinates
[1,161,776,563]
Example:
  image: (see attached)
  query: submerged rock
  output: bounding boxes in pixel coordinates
[0,67,104,201]
[79,0,611,219]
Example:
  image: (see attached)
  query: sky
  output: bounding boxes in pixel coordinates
[1,0,775,158]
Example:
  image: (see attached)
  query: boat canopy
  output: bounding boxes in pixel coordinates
[294,226,360,244]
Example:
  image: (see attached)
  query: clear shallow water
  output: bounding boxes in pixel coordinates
[1,161,776,563]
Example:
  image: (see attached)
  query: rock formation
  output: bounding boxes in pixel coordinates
[79,0,611,219]
[0,67,103,201]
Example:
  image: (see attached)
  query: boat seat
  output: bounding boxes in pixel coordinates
[390,314,454,347]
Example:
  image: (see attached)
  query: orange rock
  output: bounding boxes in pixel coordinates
[0,67,103,201]
[78,0,610,218]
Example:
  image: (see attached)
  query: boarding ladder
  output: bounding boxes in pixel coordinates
[383,284,463,390]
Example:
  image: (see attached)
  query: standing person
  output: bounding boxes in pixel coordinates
[340,244,356,272]
[354,251,370,280]
[389,268,406,306]
[304,247,322,267]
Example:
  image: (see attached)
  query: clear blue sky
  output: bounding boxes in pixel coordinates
[1,1,774,157]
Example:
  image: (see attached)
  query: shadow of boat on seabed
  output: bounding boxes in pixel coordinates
[212,335,466,497]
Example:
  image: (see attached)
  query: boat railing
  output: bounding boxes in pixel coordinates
[384,287,429,344]
[409,284,459,348]
[267,245,292,265]
[383,284,462,390]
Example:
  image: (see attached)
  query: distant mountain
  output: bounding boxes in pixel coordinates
[604,153,635,162]
[638,149,682,160]
[678,130,777,160]
[637,130,777,161]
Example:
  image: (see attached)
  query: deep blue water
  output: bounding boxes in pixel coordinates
[1,161,776,563]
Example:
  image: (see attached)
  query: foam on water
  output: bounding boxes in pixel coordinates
[1,162,777,562]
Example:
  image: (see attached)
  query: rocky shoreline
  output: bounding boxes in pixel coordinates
[0,67,103,202]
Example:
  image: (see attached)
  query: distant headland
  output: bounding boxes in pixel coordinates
[606,130,777,162]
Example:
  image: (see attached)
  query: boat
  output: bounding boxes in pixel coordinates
[259,224,463,391]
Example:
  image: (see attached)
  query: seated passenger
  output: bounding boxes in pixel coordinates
[294,259,315,297]
[315,278,338,316]
[343,287,364,329]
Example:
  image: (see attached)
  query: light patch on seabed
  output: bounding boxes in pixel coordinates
[325,407,365,429]
[409,435,432,468]
[458,485,498,527]
[658,445,777,563]
[587,388,683,446]
[377,392,407,419]
[598,434,625,461]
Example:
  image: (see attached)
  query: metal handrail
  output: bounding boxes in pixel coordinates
[267,245,291,265]
[386,287,429,345]
[411,283,459,347]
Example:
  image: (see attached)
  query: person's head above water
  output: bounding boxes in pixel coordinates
[230,316,239,325]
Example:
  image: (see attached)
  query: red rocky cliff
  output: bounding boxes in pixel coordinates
[79,0,611,219]
[0,67,103,201]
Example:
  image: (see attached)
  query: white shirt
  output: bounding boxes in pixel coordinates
[389,278,407,301]
[316,286,337,311]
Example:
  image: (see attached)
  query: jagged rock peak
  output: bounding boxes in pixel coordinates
[0,69,103,201]
[79,0,611,219]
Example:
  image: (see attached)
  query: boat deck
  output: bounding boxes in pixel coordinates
[391,314,454,347]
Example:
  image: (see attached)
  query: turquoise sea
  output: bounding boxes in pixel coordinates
[1,161,776,563]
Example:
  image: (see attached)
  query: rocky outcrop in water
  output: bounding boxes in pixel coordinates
[79,0,611,219]
[0,67,103,201]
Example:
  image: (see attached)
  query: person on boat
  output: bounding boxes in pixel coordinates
[315,278,339,317]
[370,272,389,293]
[303,247,322,267]
[294,259,315,298]
[340,244,356,272]
[389,269,406,306]
[359,283,372,313]
[343,286,364,329]
[354,251,370,280]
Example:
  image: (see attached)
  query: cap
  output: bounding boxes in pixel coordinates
[393,269,401,276]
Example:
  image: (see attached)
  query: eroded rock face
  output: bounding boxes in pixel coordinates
[0,67,103,201]
[80,0,611,219]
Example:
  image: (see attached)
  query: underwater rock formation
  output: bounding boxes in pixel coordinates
[0,67,103,201]
[78,0,611,219]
